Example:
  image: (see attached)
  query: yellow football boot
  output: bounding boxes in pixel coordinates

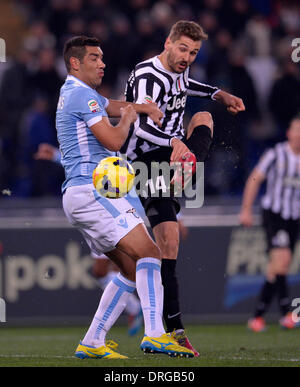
[75,340,128,359]
[140,333,194,358]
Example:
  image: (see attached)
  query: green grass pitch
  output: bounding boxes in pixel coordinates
[0,324,299,367]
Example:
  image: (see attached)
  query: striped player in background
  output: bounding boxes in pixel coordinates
[123,20,245,354]
[239,116,300,332]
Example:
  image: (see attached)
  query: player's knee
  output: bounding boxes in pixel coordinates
[191,111,213,130]
[156,230,179,259]
[165,239,179,258]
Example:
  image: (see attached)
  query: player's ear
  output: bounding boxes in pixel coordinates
[70,56,80,71]
[164,37,172,50]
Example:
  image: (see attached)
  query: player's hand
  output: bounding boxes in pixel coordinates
[214,90,245,115]
[120,105,137,124]
[170,138,190,162]
[145,102,163,127]
[34,143,56,160]
[239,209,253,227]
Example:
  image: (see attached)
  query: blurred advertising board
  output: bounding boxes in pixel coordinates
[0,223,300,324]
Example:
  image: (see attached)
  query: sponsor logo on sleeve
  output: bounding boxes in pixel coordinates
[88,99,100,113]
[144,95,153,104]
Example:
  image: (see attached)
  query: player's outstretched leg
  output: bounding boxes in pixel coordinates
[170,151,197,195]
[93,257,143,336]
[75,272,136,359]
[185,111,213,161]
[171,111,213,194]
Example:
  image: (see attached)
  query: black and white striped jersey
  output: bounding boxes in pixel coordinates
[123,55,219,161]
[256,142,300,220]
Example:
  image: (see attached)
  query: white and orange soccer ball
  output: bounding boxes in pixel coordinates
[92,156,135,198]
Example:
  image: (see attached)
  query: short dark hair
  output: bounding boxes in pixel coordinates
[63,36,101,72]
[169,20,208,43]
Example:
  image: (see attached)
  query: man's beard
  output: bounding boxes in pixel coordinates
[167,52,178,73]
[167,52,186,74]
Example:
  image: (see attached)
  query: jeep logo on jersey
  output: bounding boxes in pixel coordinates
[166,94,187,112]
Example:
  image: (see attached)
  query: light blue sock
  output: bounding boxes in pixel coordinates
[136,257,165,337]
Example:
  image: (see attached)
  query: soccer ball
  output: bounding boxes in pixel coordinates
[92,156,135,198]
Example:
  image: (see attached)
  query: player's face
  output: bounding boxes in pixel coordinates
[287,119,300,152]
[80,46,105,88]
[165,36,201,73]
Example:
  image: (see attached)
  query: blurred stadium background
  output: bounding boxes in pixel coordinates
[0,0,300,327]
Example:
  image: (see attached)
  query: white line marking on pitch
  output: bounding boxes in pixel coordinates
[0,355,299,362]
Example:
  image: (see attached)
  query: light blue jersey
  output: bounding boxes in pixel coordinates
[56,75,113,193]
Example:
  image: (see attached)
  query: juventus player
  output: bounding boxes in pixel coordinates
[123,20,245,355]
[240,116,300,332]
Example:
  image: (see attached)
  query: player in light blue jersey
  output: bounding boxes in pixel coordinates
[34,142,145,336]
[57,36,194,359]
[56,73,111,193]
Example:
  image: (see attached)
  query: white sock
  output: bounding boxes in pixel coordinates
[136,257,165,337]
[98,271,141,316]
[82,273,136,347]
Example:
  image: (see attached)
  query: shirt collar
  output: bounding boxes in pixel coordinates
[66,74,91,89]
[153,56,189,80]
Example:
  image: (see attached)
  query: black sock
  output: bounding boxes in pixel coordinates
[187,125,212,162]
[276,275,290,316]
[254,280,276,317]
[161,259,184,332]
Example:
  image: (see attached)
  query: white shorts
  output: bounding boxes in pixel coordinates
[63,184,144,256]
[93,254,109,260]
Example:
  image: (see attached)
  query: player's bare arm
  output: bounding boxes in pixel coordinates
[213,90,245,115]
[106,99,163,127]
[90,105,137,151]
[239,168,265,226]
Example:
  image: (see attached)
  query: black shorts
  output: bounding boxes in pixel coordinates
[262,209,299,252]
[135,147,180,219]
[145,198,178,228]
